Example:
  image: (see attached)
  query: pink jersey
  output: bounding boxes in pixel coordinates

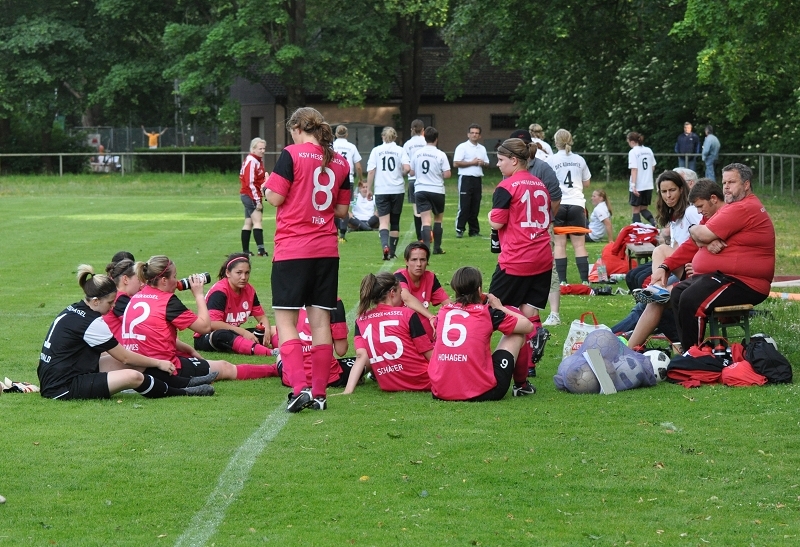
[428,302,518,401]
[240,153,265,202]
[354,304,433,391]
[121,285,197,367]
[394,268,449,309]
[490,170,553,276]
[194,279,264,338]
[103,291,131,341]
[265,143,350,261]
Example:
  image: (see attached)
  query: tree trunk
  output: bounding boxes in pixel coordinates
[398,17,423,142]
[286,0,307,113]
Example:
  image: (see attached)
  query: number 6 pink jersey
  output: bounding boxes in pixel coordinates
[264,142,351,261]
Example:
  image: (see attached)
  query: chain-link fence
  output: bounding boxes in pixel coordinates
[70,126,225,152]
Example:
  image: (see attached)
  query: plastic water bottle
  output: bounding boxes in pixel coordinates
[490,229,501,253]
[597,258,608,282]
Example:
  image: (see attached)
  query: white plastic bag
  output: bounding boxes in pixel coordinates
[562,312,612,358]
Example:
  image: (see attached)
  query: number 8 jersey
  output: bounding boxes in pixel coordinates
[489,171,552,276]
[265,142,351,261]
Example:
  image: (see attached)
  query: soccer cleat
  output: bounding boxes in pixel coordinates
[542,313,561,326]
[512,381,537,396]
[383,246,390,260]
[632,284,670,305]
[594,285,613,296]
[257,248,269,257]
[455,230,464,239]
[286,388,312,413]
[388,254,397,260]
[186,370,219,387]
[184,384,215,396]
[530,326,550,365]
[338,237,347,243]
[244,250,255,256]
[432,248,446,255]
[309,396,327,410]
[527,366,537,378]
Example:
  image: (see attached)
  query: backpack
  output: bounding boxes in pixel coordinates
[744,336,793,384]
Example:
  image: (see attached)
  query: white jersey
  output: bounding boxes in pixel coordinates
[670,205,702,248]
[546,150,591,207]
[628,145,656,192]
[588,201,611,240]
[402,135,427,182]
[411,145,450,195]
[333,138,362,183]
[453,140,489,177]
[352,193,376,221]
[367,142,410,195]
[532,138,553,159]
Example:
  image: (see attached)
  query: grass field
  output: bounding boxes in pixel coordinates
[1,173,799,546]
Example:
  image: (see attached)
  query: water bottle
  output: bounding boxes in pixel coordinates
[490,229,501,254]
[176,272,211,291]
[597,257,608,282]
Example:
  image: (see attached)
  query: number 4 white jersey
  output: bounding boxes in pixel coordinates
[628,145,656,192]
[546,150,591,207]
[367,142,410,195]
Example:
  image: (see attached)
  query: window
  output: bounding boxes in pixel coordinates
[490,114,517,130]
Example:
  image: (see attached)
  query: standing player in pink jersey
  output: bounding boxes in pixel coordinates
[122,255,271,383]
[428,267,533,401]
[344,272,434,394]
[487,138,554,393]
[240,138,269,257]
[263,107,351,412]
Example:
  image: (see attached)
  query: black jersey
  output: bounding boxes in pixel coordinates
[38,301,119,398]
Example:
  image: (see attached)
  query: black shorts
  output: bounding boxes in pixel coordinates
[49,373,111,400]
[488,265,551,310]
[629,190,653,207]
[241,194,258,218]
[415,191,446,215]
[468,350,515,402]
[375,193,404,217]
[554,204,586,228]
[271,257,339,310]
[407,180,416,204]
[177,356,211,377]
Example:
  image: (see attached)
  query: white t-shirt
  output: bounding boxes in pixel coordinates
[402,135,427,182]
[411,145,450,195]
[588,201,611,240]
[546,150,591,207]
[628,145,656,192]
[367,142,409,195]
[333,138,362,183]
[453,140,489,177]
[532,138,553,159]
[352,193,376,221]
[669,205,702,248]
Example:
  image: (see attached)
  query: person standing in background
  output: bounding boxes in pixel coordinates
[239,138,268,257]
[702,125,721,181]
[528,123,553,159]
[627,131,657,225]
[403,119,427,240]
[674,122,700,170]
[453,124,490,238]
[141,126,167,149]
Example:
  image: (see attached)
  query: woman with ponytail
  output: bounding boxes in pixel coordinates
[37,265,213,400]
[343,272,433,394]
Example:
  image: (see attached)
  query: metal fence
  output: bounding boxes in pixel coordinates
[69,126,226,151]
[1,150,799,194]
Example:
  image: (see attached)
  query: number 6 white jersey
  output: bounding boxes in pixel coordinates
[367,142,410,195]
[628,144,656,192]
[546,150,591,207]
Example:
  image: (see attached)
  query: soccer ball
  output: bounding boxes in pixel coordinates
[644,350,670,382]
[563,362,601,394]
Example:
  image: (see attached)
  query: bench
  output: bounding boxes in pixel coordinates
[90,162,113,173]
[708,304,753,345]
[626,243,655,270]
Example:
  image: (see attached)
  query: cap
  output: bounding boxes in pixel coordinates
[509,129,532,144]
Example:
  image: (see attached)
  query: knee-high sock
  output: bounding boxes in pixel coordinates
[134,375,184,398]
[253,228,264,250]
[280,339,306,395]
[641,209,655,225]
[555,258,568,284]
[338,218,348,237]
[433,222,443,252]
[515,334,532,384]
[389,236,399,256]
[310,344,333,398]
[145,367,190,388]
[632,213,641,223]
[379,229,390,249]
[576,256,590,283]
[414,216,422,240]
[241,229,252,252]
[421,226,432,248]
[232,335,256,355]
[235,364,279,380]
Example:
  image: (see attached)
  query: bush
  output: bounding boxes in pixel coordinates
[131,146,241,173]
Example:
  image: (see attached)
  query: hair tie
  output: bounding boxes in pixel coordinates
[226,257,249,271]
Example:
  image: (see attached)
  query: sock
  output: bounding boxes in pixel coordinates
[389,236,399,256]
[433,222,443,252]
[338,218,347,237]
[515,336,531,383]
[235,364,279,380]
[632,213,641,223]
[310,344,333,398]
[414,216,422,240]
[576,256,590,283]
[529,314,543,331]
[253,228,264,250]
[280,339,306,395]
[251,343,270,356]
[641,209,656,225]
[145,367,189,388]
[232,335,256,355]
[421,226,432,248]
[379,229,390,249]
[134,375,183,398]
[241,229,251,253]
[555,258,568,283]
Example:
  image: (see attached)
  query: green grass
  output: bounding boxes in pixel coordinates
[1,173,799,546]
